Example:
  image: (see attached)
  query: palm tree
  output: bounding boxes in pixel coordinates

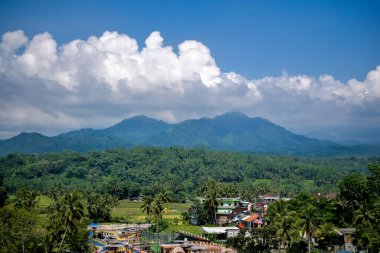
[112,182,121,198]
[14,188,39,210]
[152,191,170,222]
[51,191,85,252]
[204,188,220,225]
[48,183,64,201]
[276,212,297,250]
[197,178,218,197]
[315,223,339,251]
[354,203,378,227]
[297,205,322,253]
[267,199,289,224]
[150,193,169,249]
[156,190,170,204]
[141,196,154,223]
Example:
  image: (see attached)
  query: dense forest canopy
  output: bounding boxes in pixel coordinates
[1,147,378,202]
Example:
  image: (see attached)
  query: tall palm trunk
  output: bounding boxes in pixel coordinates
[58,226,68,252]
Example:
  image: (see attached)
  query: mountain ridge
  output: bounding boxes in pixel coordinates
[1,112,379,156]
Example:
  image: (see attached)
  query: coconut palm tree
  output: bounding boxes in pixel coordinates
[204,188,220,225]
[156,190,170,204]
[276,212,297,250]
[354,203,378,227]
[112,182,122,198]
[51,190,85,252]
[48,183,65,201]
[197,178,218,197]
[297,205,322,253]
[14,188,39,210]
[141,196,154,223]
[267,199,289,224]
[315,223,339,251]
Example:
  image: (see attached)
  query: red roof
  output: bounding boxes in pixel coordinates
[244,214,260,222]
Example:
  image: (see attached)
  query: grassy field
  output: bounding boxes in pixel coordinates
[35,196,189,222]
[38,195,53,208]
[111,200,190,222]
[35,196,192,230]
[163,223,204,235]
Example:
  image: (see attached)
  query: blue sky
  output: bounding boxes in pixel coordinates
[0,0,379,142]
[1,0,379,81]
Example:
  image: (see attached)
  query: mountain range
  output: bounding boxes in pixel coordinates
[1,112,379,156]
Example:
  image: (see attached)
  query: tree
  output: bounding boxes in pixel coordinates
[276,214,297,249]
[112,181,122,198]
[315,223,340,251]
[354,203,378,227]
[14,188,39,210]
[152,191,169,227]
[0,205,44,253]
[87,193,117,222]
[267,199,289,224]
[367,163,380,198]
[0,176,7,208]
[297,205,322,253]
[141,196,154,223]
[49,190,86,252]
[199,179,220,225]
[226,228,249,252]
[338,174,368,213]
[48,183,65,201]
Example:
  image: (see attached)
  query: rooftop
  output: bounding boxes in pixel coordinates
[202,227,239,234]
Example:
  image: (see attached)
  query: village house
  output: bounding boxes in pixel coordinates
[216,197,241,225]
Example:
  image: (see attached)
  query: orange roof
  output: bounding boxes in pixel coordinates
[243,214,260,222]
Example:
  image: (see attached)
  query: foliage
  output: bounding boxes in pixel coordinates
[3,112,380,157]
[47,190,88,252]
[0,176,7,208]
[262,162,380,252]
[0,205,44,253]
[0,147,379,252]
[0,148,376,201]
[13,187,40,210]
[226,226,279,253]
[87,193,117,222]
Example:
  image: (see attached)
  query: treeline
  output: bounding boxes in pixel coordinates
[0,174,118,253]
[0,147,378,201]
[227,163,380,252]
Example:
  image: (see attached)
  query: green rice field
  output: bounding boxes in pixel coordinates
[111,200,190,222]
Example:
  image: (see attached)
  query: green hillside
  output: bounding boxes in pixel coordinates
[1,147,377,201]
[1,112,380,156]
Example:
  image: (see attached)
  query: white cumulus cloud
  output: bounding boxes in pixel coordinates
[0,30,379,140]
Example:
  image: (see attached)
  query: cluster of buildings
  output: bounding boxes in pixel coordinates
[88,223,151,253]
[88,224,233,253]
[190,194,287,227]
[188,194,290,242]
[88,193,356,253]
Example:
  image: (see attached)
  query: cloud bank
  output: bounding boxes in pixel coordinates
[0,30,379,140]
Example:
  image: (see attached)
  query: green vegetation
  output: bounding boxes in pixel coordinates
[163,224,204,235]
[0,147,379,252]
[112,200,189,221]
[227,163,380,252]
[0,147,377,202]
[2,112,380,156]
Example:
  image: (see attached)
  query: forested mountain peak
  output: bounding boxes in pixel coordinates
[1,112,380,156]
[109,115,169,129]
